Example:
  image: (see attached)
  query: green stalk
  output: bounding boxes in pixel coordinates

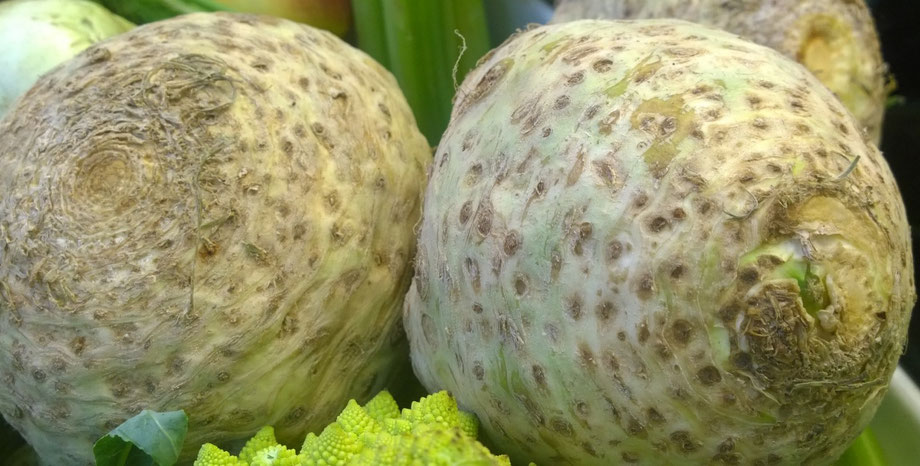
[836,428,887,466]
[352,0,491,146]
[97,0,230,24]
[352,0,389,69]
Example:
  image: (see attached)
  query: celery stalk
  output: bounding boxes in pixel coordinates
[353,0,491,146]
[98,0,229,24]
[352,0,389,69]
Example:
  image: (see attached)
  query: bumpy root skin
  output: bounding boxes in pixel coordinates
[404,19,914,466]
[552,0,889,144]
[0,12,429,465]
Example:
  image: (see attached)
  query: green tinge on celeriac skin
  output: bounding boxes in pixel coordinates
[551,0,889,144]
[403,19,914,465]
[0,12,430,465]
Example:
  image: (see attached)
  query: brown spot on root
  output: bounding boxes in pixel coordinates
[584,104,600,119]
[459,200,473,225]
[514,275,528,296]
[503,230,521,255]
[670,430,701,453]
[648,216,669,233]
[738,266,760,285]
[475,206,493,237]
[608,240,624,261]
[70,337,86,356]
[573,222,592,255]
[636,273,654,300]
[593,159,618,190]
[604,351,620,372]
[567,295,583,320]
[669,319,692,346]
[566,71,585,86]
[598,110,621,134]
[627,417,646,437]
[593,59,613,72]
[578,343,597,371]
[459,58,513,113]
[551,417,574,437]
[670,263,685,279]
[554,95,571,110]
[633,192,649,208]
[596,301,616,321]
[697,365,723,385]
[567,151,586,186]
[647,407,665,424]
[551,249,562,281]
[532,364,547,388]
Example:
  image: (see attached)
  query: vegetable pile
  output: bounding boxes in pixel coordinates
[0,2,914,466]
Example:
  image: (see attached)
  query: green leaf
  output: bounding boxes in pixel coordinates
[93,410,188,466]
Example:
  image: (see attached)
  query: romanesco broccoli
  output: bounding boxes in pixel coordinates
[191,390,517,466]
[193,443,245,466]
[239,426,278,463]
[249,444,300,466]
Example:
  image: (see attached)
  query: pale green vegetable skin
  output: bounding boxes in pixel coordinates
[551,0,889,144]
[0,12,429,466]
[0,0,134,116]
[404,19,915,465]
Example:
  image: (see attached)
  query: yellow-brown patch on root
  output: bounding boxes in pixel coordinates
[605,54,663,98]
[629,95,695,177]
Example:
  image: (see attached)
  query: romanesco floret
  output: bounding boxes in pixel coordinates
[191,390,516,466]
[300,422,362,465]
[457,410,479,438]
[249,444,301,466]
[353,423,512,466]
[401,391,461,428]
[361,390,400,422]
[336,400,379,435]
[239,426,279,463]
[193,443,245,466]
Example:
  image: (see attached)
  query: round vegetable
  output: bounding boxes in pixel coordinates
[0,0,133,117]
[0,12,429,465]
[552,0,889,144]
[403,19,914,465]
